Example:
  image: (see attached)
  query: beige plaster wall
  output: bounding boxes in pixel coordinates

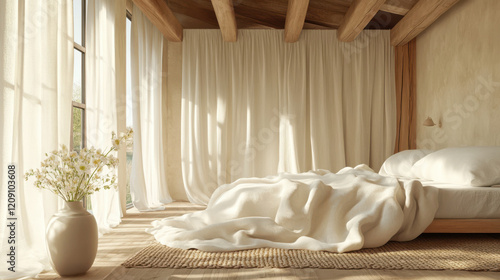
[416,0,500,150]
[163,40,187,201]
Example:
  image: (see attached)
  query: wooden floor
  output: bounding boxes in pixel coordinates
[36,202,499,280]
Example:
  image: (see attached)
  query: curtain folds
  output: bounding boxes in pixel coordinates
[181,30,396,205]
[0,0,73,278]
[86,0,126,234]
[130,5,171,211]
[394,38,417,152]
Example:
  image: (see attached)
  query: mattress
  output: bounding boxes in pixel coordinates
[404,179,500,219]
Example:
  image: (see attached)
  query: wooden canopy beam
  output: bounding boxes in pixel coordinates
[391,0,460,46]
[211,0,238,42]
[337,0,386,42]
[284,0,310,43]
[132,0,183,42]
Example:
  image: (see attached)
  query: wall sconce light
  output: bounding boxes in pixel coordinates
[423,116,442,128]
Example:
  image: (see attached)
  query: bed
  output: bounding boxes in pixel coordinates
[147,146,500,253]
[423,183,500,233]
[379,147,500,234]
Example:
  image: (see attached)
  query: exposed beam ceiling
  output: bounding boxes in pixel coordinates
[165,0,404,30]
[391,0,460,46]
[211,0,238,42]
[132,0,183,41]
[234,0,346,29]
[131,0,457,46]
[337,0,386,42]
[284,0,311,42]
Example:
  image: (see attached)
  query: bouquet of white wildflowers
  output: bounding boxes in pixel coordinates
[25,127,133,202]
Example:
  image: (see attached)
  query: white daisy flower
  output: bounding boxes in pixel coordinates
[77,163,89,174]
[112,138,121,148]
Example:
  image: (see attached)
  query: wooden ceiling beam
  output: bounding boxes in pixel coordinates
[284,0,311,43]
[211,0,238,42]
[337,0,417,16]
[132,0,183,41]
[380,0,417,15]
[391,0,460,46]
[337,0,386,42]
[380,4,409,15]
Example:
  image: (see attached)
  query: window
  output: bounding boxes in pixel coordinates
[73,1,133,209]
[126,13,133,208]
[72,0,89,208]
[72,0,86,153]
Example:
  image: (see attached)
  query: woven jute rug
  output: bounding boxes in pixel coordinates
[122,234,500,271]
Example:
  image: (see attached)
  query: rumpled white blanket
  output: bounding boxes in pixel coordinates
[147,165,438,253]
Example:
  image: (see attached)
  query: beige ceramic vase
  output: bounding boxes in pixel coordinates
[46,201,98,276]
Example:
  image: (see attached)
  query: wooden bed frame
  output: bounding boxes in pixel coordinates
[424,219,500,233]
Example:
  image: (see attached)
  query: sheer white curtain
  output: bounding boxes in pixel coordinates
[86,0,127,234]
[130,5,171,211]
[181,30,396,205]
[0,1,73,278]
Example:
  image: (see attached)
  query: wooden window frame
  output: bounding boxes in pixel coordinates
[72,0,88,207]
[125,11,133,210]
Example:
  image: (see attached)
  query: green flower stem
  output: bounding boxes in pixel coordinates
[45,171,69,201]
[54,162,71,200]
[74,172,87,201]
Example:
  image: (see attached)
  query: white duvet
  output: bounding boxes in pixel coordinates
[147,165,438,253]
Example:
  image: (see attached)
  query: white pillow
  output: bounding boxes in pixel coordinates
[379,149,433,178]
[411,146,500,187]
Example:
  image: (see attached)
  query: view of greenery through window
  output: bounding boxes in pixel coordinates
[72,107,83,151]
[72,69,83,152]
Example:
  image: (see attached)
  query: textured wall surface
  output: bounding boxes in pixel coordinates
[416,0,500,150]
